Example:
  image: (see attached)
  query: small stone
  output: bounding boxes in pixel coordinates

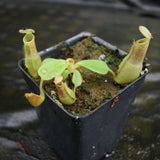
[151,144,155,148]
[51,90,56,96]
[98,54,108,63]
[98,54,106,60]
[145,68,149,73]
[140,71,145,75]
[137,151,141,155]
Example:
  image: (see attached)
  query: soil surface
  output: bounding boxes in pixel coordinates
[44,37,123,116]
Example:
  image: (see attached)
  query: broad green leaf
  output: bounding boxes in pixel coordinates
[41,58,56,66]
[72,70,82,88]
[38,59,68,80]
[75,60,109,74]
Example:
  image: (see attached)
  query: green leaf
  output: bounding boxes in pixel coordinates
[72,70,82,88]
[38,59,68,80]
[41,58,56,66]
[75,60,109,74]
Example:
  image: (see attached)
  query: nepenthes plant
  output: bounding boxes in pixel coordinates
[26,56,111,106]
[19,26,152,107]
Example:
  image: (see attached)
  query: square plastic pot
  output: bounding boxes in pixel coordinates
[18,32,150,160]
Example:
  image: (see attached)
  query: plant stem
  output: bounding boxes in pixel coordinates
[109,68,115,77]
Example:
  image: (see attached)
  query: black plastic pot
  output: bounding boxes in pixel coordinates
[18,32,150,160]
